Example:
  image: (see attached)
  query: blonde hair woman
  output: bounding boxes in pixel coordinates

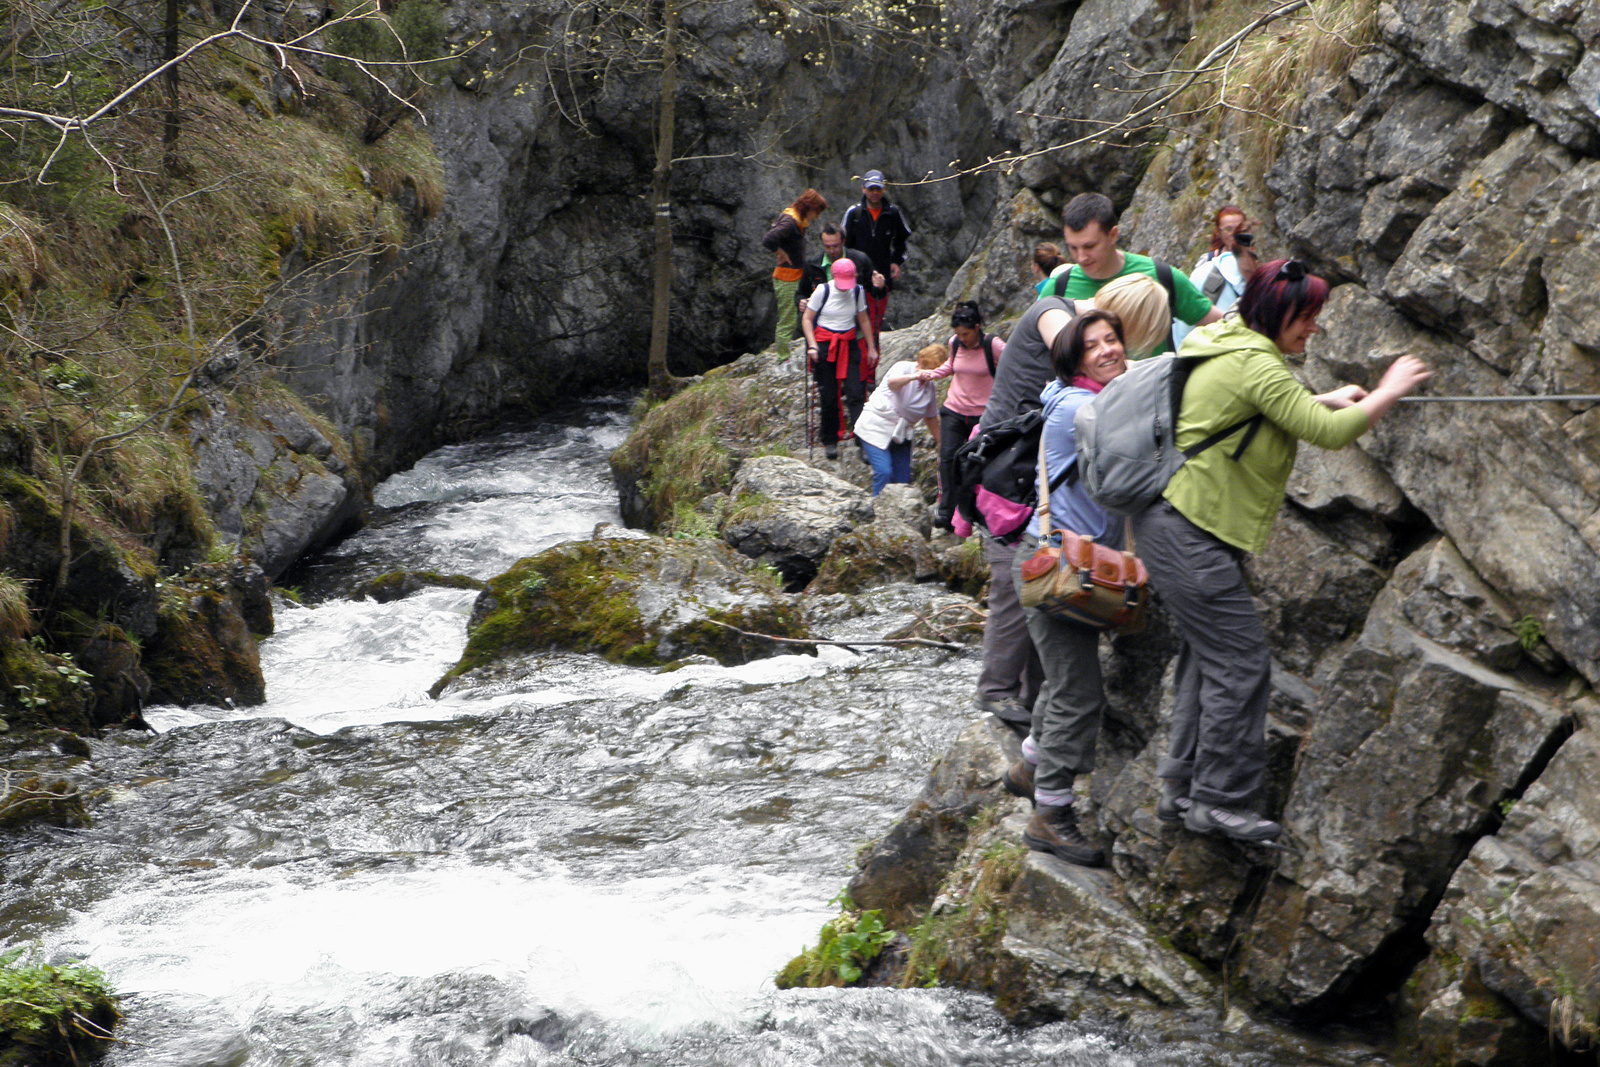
[1092,273,1172,359]
[853,343,945,495]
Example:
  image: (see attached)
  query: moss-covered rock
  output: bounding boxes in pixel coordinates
[0,776,88,830]
[936,536,989,599]
[141,578,265,708]
[353,569,485,604]
[0,468,158,643]
[0,640,96,733]
[0,947,119,1067]
[809,521,938,595]
[610,371,784,532]
[431,532,808,694]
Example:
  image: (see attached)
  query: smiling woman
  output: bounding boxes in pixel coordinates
[999,294,1173,871]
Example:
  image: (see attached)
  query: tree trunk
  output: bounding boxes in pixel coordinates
[163,0,181,172]
[646,0,681,401]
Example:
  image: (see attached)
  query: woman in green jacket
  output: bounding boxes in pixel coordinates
[1134,259,1431,842]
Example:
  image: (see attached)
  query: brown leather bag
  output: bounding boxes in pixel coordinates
[1017,435,1148,633]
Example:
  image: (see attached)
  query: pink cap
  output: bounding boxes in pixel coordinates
[831,258,857,289]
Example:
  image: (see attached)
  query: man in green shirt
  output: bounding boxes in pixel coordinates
[1042,193,1222,355]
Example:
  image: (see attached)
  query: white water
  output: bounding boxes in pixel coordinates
[6,397,1363,1066]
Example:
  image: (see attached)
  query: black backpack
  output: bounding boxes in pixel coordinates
[951,334,998,377]
[952,405,1077,541]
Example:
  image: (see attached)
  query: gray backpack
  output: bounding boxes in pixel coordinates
[1073,353,1264,515]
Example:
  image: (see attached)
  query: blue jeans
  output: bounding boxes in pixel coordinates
[860,439,911,495]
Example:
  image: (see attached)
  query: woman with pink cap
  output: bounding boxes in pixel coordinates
[801,257,879,459]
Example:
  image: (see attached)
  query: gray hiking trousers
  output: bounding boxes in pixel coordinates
[1131,500,1272,809]
[1012,533,1105,801]
[977,534,1044,718]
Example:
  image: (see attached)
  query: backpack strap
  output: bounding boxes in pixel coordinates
[1154,260,1177,318]
[1042,265,1071,300]
[813,282,829,317]
[950,333,1000,378]
[1182,413,1266,461]
[1035,430,1079,533]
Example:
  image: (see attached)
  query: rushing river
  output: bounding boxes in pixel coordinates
[1,396,1380,1066]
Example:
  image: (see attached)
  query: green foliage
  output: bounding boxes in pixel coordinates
[775,894,897,988]
[610,376,782,534]
[326,0,450,143]
[0,945,118,1037]
[1513,615,1544,651]
[898,835,1024,989]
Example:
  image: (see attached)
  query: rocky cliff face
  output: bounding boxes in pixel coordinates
[281,0,1009,481]
[834,0,1600,1059]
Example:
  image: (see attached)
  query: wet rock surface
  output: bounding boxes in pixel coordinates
[721,456,875,587]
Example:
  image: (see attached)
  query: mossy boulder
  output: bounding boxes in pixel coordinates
[609,368,787,532]
[432,531,809,694]
[0,948,119,1067]
[0,469,158,642]
[935,536,989,599]
[141,579,265,708]
[809,521,938,596]
[0,776,88,830]
[52,616,149,729]
[353,570,485,603]
[0,641,96,733]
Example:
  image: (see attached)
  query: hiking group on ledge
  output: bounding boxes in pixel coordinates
[763,182,1432,867]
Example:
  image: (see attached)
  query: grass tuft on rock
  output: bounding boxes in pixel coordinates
[0,945,119,1067]
[776,894,898,989]
[899,829,1027,990]
[1175,0,1378,188]
[610,371,794,533]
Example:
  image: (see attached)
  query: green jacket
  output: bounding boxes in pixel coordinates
[1163,318,1369,553]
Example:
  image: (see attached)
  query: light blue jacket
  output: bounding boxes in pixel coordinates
[1025,380,1123,548]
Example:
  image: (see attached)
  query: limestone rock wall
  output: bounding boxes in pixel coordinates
[842,0,1600,1058]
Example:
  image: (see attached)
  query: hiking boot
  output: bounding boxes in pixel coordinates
[1003,760,1035,803]
[1156,792,1192,824]
[1022,804,1105,868]
[1184,804,1281,842]
[824,443,839,460]
[976,697,1031,740]
[975,694,1029,721]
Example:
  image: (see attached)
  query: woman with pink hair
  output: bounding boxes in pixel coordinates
[1134,260,1431,842]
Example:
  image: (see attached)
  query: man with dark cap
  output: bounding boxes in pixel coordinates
[841,169,911,345]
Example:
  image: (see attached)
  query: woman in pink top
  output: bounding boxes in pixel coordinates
[921,301,1004,531]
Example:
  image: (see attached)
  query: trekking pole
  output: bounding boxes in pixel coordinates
[1398,394,1600,403]
[807,359,816,463]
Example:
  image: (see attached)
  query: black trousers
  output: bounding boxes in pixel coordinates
[812,341,868,444]
[936,406,982,524]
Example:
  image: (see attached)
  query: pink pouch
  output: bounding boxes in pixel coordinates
[952,510,974,538]
[975,486,1033,539]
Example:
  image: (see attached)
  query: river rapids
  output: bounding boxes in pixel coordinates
[0,396,1384,1066]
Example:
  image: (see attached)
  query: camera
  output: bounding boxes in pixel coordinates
[1234,232,1254,248]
